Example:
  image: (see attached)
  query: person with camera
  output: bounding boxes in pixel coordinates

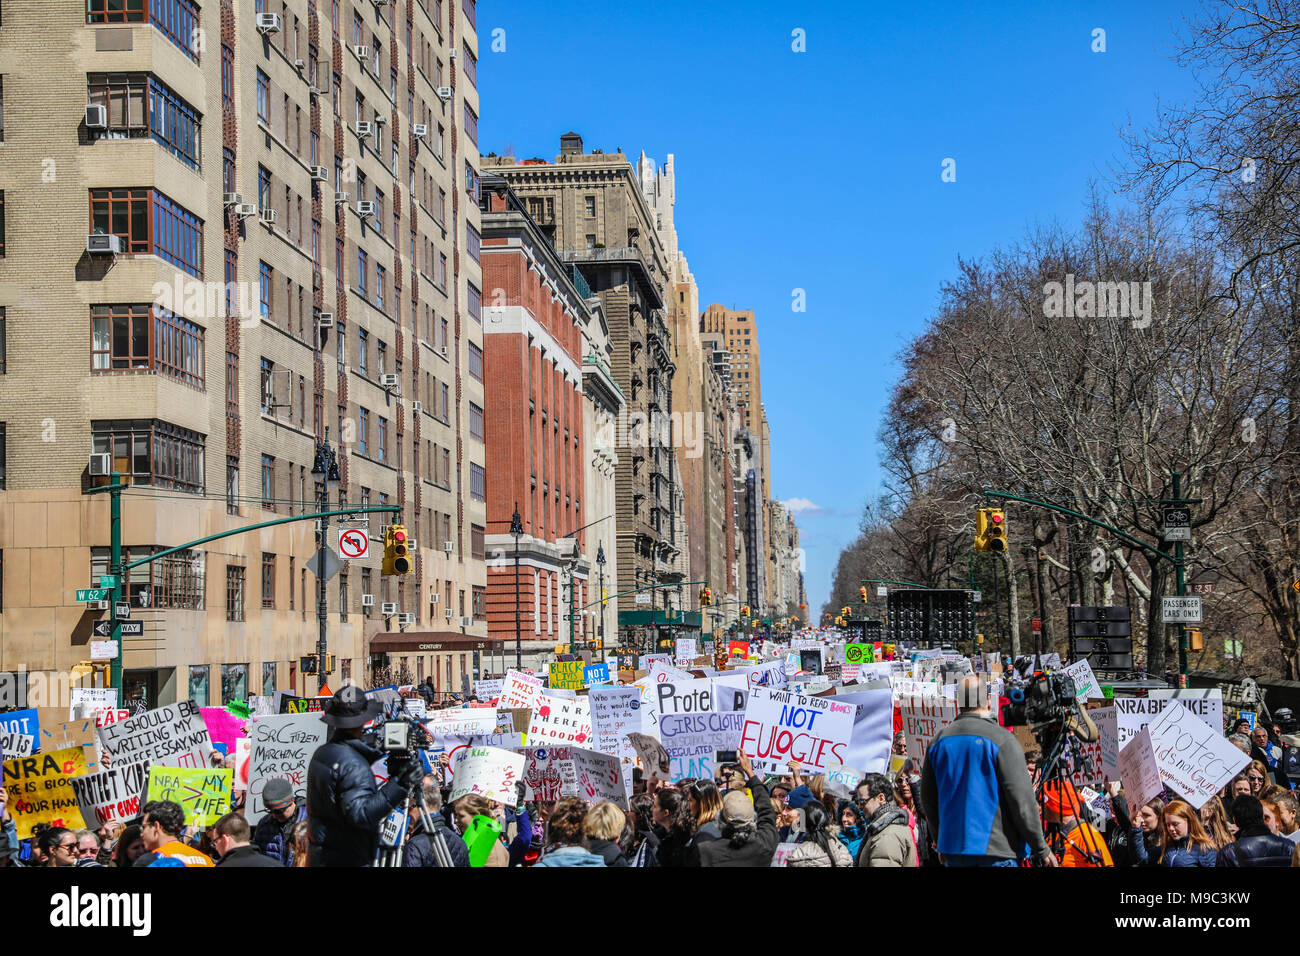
[306,685,422,867]
[921,675,1057,867]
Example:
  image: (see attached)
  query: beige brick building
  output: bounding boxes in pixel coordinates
[0,0,491,708]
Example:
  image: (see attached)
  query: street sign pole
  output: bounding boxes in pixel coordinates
[1173,472,1188,687]
[109,472,124,704]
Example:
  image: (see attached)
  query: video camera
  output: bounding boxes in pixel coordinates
[365,708,433,787]
[1001,670,1080,727]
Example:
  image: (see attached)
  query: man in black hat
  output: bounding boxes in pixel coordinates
[306,684,421,866]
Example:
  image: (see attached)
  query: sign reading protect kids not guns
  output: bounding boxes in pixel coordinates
[71,761,150,829]
[2,747,89,839]
[145,766,233,827]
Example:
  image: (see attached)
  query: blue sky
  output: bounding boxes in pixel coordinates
[479,0,1201,614]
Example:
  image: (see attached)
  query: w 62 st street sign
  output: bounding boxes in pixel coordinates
[1161,596,1203,623]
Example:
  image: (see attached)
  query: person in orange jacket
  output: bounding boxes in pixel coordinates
[1041,780,1112,867]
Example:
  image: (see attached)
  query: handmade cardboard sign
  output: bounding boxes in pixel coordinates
[739,688,855,774]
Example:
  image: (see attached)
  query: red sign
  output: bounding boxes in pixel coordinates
[338,528,369,561]
[1031,618,1042,633]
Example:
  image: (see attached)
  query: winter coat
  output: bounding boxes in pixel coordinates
[1149,836,1218,867]
[693,819,723,847]
[402,817,470,867]
[533,845,607,867]
[631,830,660,867]
[857,804,918,867]
[252,801,307,865]
[1217,825,1295,867]
[694,777,779,867]
[215,844,283,868]
[656,827,695,867]
[788,836,854,867]
[920,712,1051,864]
[306,735,406,867]
[588,838,629,867]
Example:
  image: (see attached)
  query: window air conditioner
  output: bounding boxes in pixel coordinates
[234,203,258,219]
[443,540,454,553]
[89,453,112,476]
[413,401,423,413]
[362,594,375,606]
[412,123,428,138]
[223,192,243,206]
[310,166,329,181]
[436,87,452,102]
[260,208,278,227]
[354,45,371,61]
[355,121,374,138]
[85,104,108,129]
[379,373,399,388]
[256,12,282,34]
[317,313,335,329]
[86,234,122,255]
[460,616,473,628]
[357,200,377,217]
[381,602,398,615]
[430,592,440,603]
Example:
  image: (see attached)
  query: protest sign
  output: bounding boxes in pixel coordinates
[832,687,895,774]
[747,660,788,690]
[498,669,544,711]
[826,763,865,792]
[584,663,611,687]
[70,687,118,721]
[201,707,248,751]
[145,766,232,827]
[528,693,592,746]
[739,687,856,774]
[659,710,744,781]
[729,639,751,658]
[2,747,89,839]
[589,685,643,759]
[783,652,800,676]
[1147,689,1225,734]
[0,708,39,757]
[1062,659,1105,700]
[674,638,697,667]
[425,707,500,739]
[711,672,750,713]
[449,746,525,804]
[247,696,275,717]
[277,695,330,714]
[648,660,695,684]
[845,642,875,665]
[1146,700,1249,808]
[1092,705,1120,782]
[653,677,716,717]
[799,648,824,675]
[626,732,672,784]
[549,660,586,691]
[246,712,327,824]
[771,843,797,867]
[842,664,862,684]
[1065,736,1105,789]
[901,695,958,768]
[1115,695,1222,749]
[39,719,99,770]
[97,700,213,769]
[474,679,504,700]
[472,732,526,751]
[234,738,251,790]
[572,747,628,806]
[402,697,427,719]
[521,746,579,802]
[71,760,149,829]
[1118,727,1164,810]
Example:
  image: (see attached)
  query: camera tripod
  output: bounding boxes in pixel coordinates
[1032,718,1109,866]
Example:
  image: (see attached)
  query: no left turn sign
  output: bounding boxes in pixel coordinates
[339,528,370,560]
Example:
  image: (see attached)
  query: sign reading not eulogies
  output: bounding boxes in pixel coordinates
[901,695,958,769]
[739,688,855,774]
[2,747,89,839]
[659,710,744,781]
[146,766,233,827]
[449,746,525,804]
[527,693,592,747]
[1146,700,1249,809]
[498,669,544,711]
[97,701,214,769]
[71,761,149,829]
[246,713,327,825]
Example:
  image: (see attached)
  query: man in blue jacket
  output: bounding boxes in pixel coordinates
[920,675,1056,867]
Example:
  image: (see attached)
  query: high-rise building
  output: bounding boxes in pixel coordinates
[485,134,680,652]
[0,0,490,707]
[702,304,762,433]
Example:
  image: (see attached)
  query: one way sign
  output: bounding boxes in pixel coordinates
[93,621,143,637]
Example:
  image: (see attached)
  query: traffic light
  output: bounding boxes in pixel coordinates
[324,654,336,673]
[859,586,868,603]
[975,508,990,552]
[741,604,750,618]
[699,586,712,607]
[986,509,1007,552]
[383,524,413,575]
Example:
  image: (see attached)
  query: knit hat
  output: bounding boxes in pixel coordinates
[720,790,756,826]
[1042,780,1081,816]
[261,778,296,812]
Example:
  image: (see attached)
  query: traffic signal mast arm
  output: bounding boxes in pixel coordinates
[576,580,709,611]
[979,489,1177,565]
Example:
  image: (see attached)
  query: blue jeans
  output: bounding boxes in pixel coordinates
[944,854,1018,867]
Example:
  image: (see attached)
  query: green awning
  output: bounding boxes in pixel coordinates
[618,610,703,628]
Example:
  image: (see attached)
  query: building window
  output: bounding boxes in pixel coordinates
[466,283,481,323]
[468,403,483,442]
[376,264,386,309]
[92,419,205,492]
[585,196,596,216]
[339,571,349,622]
[468,342,482,383]
[226,565,245,622]
[377,417,387,462]
[261,454,275,510]
[462,42,477,86]
[189,665,210,704]
[90,305,205,388]
[226,457,238,514]
[471,525,485,561]
[472,586,485,618]
[337,320,346,368]
[463,103,477,147]
[262,553,276,609]
[225,350,238,415]
[260,262,272,317]
[89,187,203,278]
[440,383,449,422]
[256,70,270,123]
[0,422,5,490]
[88,0,199,62]
[145,75,201,168]
[222,148,235,194]
[466,223,480,264]
[221,664,248,705]
[359,407,369,455]
[470,463,485,501]
[357,248,368,296]
[358,328,368,373]
[362,567,372,616]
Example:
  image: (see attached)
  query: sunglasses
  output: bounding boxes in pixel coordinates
[76,846,98,857]
[1248,775,1264,781]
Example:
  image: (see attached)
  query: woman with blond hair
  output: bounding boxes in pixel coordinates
[1198,795,1235,848]
[582,801,629,867]
[1158,801,1219,866]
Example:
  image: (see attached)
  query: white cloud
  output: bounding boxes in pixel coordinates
[783,497,822,515]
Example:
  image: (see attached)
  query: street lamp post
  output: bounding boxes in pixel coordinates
[510,504,523,671]
[311,430,341,695]
[596,543,606,657]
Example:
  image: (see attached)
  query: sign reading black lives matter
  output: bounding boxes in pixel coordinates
[96,700,214,769]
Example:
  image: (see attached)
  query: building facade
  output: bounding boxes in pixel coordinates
[0,0,489,707]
